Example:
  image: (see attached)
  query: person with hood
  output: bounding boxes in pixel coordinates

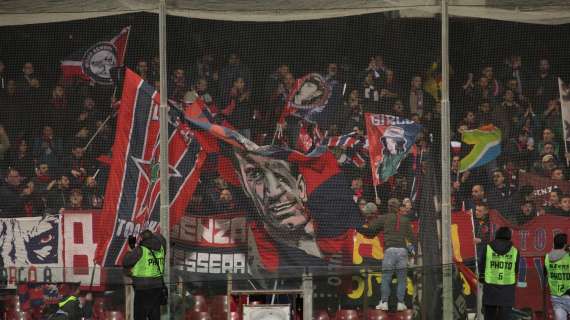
[478,226,520,320]
[123,229,167,320]
[359,198,417,311]
[545,233,570,320]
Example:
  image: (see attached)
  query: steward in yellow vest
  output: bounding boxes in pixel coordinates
[123,229,167,320]
[123,230,166,290]
[545,233,570,319]
[479,227,520,320]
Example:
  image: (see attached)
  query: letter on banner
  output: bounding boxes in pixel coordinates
[63,213,100,285]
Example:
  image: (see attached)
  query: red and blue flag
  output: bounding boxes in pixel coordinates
[94,69,205,266]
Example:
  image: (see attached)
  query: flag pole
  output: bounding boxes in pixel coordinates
[468,208,483,320]
[373,184,380,205]
[82,111,117,151]
[557,78,570,167]
[409,148,424,200]
[440,0,454,318]
[159,0,170,319]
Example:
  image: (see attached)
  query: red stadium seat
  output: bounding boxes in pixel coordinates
[4,295,21,312]
[211,311,242,320]
[388,310,413,320]
[187,311,213,320]
[315,310,331,320]
[210,295,241,316]
[210,295,230,313]
[366,309,388,320]
[5,311,32,320]
[105,310,125,320]
[92,298,105,318]
[335,309,360,320]
[193,294,209,312]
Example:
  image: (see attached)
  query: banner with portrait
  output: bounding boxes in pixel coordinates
[365,113,422,185]
[0,215,62,288]
[0,212,101,289]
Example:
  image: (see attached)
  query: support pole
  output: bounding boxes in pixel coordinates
[302,273,313,320]
[227,273,233,320]
[158,0,170,319]
[440,0,454,319]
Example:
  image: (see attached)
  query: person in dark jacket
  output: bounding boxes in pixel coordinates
[487,169,519,221]
[0,167,28,216]
[50,283,87,320]
[46,175,71,213]
[123,229,167,320]
[473,204,491,259]
[359,198,417,311]
[479,226,520,320]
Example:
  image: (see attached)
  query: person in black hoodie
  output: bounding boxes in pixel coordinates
[123,230,167,320]
[479,226,520,320]
[545,233,570,320]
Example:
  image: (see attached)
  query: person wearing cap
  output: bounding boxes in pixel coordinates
[545,233,570,320]
[360,202,379,222]
[358,198,417,311]
[533,143,561,176]
[123,230,167,320]
[478,227,520,320]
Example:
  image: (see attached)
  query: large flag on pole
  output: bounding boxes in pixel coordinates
[557,77,570,166]
[61,26,131,85]
[365,113,422,185]
[459,124,501,172]
[94,69,205,266]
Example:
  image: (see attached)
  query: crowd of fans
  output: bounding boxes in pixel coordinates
[0,46,569,232]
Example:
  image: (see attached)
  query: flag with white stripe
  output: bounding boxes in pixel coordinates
[61,26,130,85]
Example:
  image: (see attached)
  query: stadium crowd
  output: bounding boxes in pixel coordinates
[0,49,569,233]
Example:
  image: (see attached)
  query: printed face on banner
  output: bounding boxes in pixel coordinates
[380,126,407,157]
[235,152,312,243]
[0,215,64,288]
[286,73,332,122]
[0,215,59,265]
[294,80,322,107]
[81,42,117,85]
[366,113,421,184]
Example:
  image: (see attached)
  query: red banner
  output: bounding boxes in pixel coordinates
[519,172,570,207]
[489,211,570,257]
[94,70,205,267]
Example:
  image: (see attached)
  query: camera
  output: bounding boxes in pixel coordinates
[128,236,137,249]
